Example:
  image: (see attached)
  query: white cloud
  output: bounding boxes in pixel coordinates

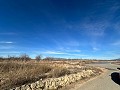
[36,49,82,56]
[93,47,99,51]
[72,50,81,52]
[66,53,87,57]
[42,51,67,55]
[6,42,13,44]
[0,41,14,44]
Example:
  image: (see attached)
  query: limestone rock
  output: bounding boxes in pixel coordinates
[21,85,27,90]
[26,85,32,90]
[15,87,20,90]
[36,80,45,89]
[31,83,37,90]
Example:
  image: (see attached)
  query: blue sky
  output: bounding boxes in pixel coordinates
[0,0,120,59]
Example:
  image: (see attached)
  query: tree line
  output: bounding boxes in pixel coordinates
[0,54,42,61]
[0,54,67,61]
[0,54,102,61]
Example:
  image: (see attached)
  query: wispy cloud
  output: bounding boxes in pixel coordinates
[0,45,14,49]
[72,49,81,52]
[59,47,81,52]
[66,53,87,57]
[81,1,120,38]
[65,40,80,46]
[109,1,120,14]
[0,41,14,44]
[113,22,120,34]
[34,49,83,57]
[111,41,120,46]
[53,39,80,48]
[82,20,109,37]
[42,51,67,55]
[0,51,20,54]
[0,32,17,35]
[93,47,99,51]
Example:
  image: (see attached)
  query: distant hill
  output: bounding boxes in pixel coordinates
[112,58,120,61]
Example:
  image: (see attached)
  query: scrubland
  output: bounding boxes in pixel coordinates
[0,60,103,90]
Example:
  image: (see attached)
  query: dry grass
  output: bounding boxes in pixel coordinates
[48,68,71,78]
[0,60,102,90]
[0,60,52,90]
[0,60,72,90]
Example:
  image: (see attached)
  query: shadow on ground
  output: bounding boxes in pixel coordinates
[111,72,120,85]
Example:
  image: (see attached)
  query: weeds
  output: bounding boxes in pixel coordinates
[0,61,52,90]
[48,68,71,78]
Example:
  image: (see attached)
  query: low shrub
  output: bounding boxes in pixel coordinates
[49,68,70,78]
[0,61,52,90]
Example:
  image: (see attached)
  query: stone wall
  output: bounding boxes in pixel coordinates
[10,69,100,90]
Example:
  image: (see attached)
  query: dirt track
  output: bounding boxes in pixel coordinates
[70,63,120,90]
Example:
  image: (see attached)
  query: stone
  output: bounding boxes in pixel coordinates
[31,83,37,90]
[36,80,45,89]
[26,88,32,90]
[26,85,32,90]
[21,85,28,90]
[9,67,99,90]
[15,87,20,90]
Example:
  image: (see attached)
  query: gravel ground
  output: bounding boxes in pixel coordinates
[70,63,120,90]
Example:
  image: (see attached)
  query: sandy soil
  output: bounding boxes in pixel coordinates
[70,63,120,90]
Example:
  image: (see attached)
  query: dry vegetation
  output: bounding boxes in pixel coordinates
[0,60,52,90]
[0,60,74,90]
[0,59,101,90]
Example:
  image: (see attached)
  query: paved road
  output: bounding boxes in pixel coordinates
[71,63,120,90]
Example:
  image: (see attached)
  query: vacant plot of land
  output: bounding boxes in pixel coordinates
[0,60,79,90]
[0,61,53,90]
[0,60,103,90]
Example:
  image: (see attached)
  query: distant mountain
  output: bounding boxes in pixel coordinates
[112,58,120,61]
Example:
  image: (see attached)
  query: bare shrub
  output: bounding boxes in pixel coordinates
[48,68,70,78]
[35,55,42,61]
[19,54,30,61]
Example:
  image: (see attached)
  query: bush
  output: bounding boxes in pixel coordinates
[35,55,42,61]
[49,68,70,78]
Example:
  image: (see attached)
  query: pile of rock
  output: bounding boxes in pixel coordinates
[10,70,98,90]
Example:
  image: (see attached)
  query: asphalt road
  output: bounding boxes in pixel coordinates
[71,63,120,90]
